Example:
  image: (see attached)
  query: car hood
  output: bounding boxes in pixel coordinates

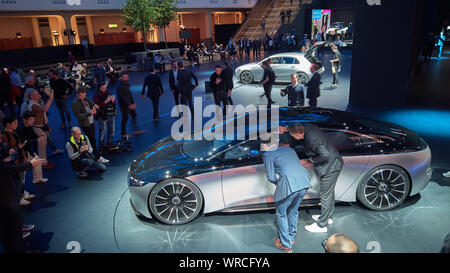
[129,136,221,184]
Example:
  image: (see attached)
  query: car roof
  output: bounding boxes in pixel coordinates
[267,52,305,58]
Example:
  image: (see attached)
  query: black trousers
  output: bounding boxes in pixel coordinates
[0,97,15,116]
[263,84,273,107]
[227,89,234,105]
[81,124,100,159]
[214,93,230,116]
[172,87,181,106]
[181,92,194,118]
[120,106,137,136]
[54,98,72,125]
[0,202,25,253]
[317,161,343,228]
[150,96,160,119]
[309,97,318,107]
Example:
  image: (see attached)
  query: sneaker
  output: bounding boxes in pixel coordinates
[53,148,64,155]
[443,171,450,178]
[97,156,109,163]
[43,162,55,169]
[20,198,31,207]
[33,178,48,184]
[312,215,334,224]
[23,191,36,200]
[133,130,146,135]
[22,232,31,239]
[23,224,35,232]
[59,124,66,129]
[77,170,88,178]
[273,238,292,253]
[121,134,131,139]
[304,222,328,233]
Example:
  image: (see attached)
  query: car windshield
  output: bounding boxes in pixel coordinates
[181,139,236,160]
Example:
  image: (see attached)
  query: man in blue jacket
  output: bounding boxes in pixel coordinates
[262,134,311,253]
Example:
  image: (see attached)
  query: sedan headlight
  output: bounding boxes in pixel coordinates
[128,173,146,187]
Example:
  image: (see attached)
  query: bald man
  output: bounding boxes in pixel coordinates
[324,234,359,253]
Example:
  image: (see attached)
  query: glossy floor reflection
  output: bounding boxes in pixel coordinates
[114,173,450,253]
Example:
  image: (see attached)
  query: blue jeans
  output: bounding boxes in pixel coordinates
[80,158,106,172]
[276,189,308,249]
[98,115,115,147]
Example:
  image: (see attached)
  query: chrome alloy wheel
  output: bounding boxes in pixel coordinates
[149,179,203,225]
[357,166,410,211]
[240,71,254,84]
[297,72,309,85]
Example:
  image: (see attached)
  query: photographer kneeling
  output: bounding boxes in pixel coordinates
[66,127,106,178]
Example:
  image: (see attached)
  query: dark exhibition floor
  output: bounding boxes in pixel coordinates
[14,50,450,253]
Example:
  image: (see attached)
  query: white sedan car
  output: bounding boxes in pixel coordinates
[235,52,324,85]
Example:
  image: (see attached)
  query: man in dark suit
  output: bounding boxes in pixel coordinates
[177,62,198,118]
[141,67,164,122]
[285,123,343,233]
[93,62,106,86]
[168,61,181,109]
[222,61,234,106]
[306,64,321,107]
[262,134,311,253]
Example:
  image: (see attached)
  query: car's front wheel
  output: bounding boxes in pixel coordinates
[357,165,410,211]
[297,72,309,85]
[240,71,254,84]
[148,178,203,225]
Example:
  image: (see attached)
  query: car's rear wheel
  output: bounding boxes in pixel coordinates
[357,165,410,211]
[148,178,203,225]
[296,72,309,85]
[240,71,254,84]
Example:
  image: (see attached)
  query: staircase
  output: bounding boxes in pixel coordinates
[235,0,302,41]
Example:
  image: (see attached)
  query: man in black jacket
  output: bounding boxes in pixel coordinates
[177,62,198,119]
[117,72,145,138]
[209,65,229,114]
[306,64,321,107]
[141,67,164,122]
[168,61,181,109]
[0,140,45,252]
[260,61,276,107]
[285,123,343,233]
[49,70,74,129]
[222,61,234,106]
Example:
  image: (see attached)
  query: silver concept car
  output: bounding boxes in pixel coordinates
[128,107,432,225]
[235,52,325,85]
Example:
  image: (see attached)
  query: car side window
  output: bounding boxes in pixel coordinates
[223,141,262,162]
[282,57,295,64]
[270,57,282,64]
[293,58,300,64]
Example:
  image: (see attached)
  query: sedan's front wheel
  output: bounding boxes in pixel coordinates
[149,178,203,225]
[240,71,254,84]
[296,72,309,85]
[357,165,410,211]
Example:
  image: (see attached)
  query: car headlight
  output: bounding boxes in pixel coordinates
[128,173,146,187]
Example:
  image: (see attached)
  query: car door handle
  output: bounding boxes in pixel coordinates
[291,66,295,69]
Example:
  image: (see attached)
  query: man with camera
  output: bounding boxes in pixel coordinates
[71,87,109,164]
[93,82,116,150]
[66,127,106,178]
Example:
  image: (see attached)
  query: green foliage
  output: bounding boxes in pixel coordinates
[148,0,178,29]
[121,0,154,34]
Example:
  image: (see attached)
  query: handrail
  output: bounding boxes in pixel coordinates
[234,0,275,41]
